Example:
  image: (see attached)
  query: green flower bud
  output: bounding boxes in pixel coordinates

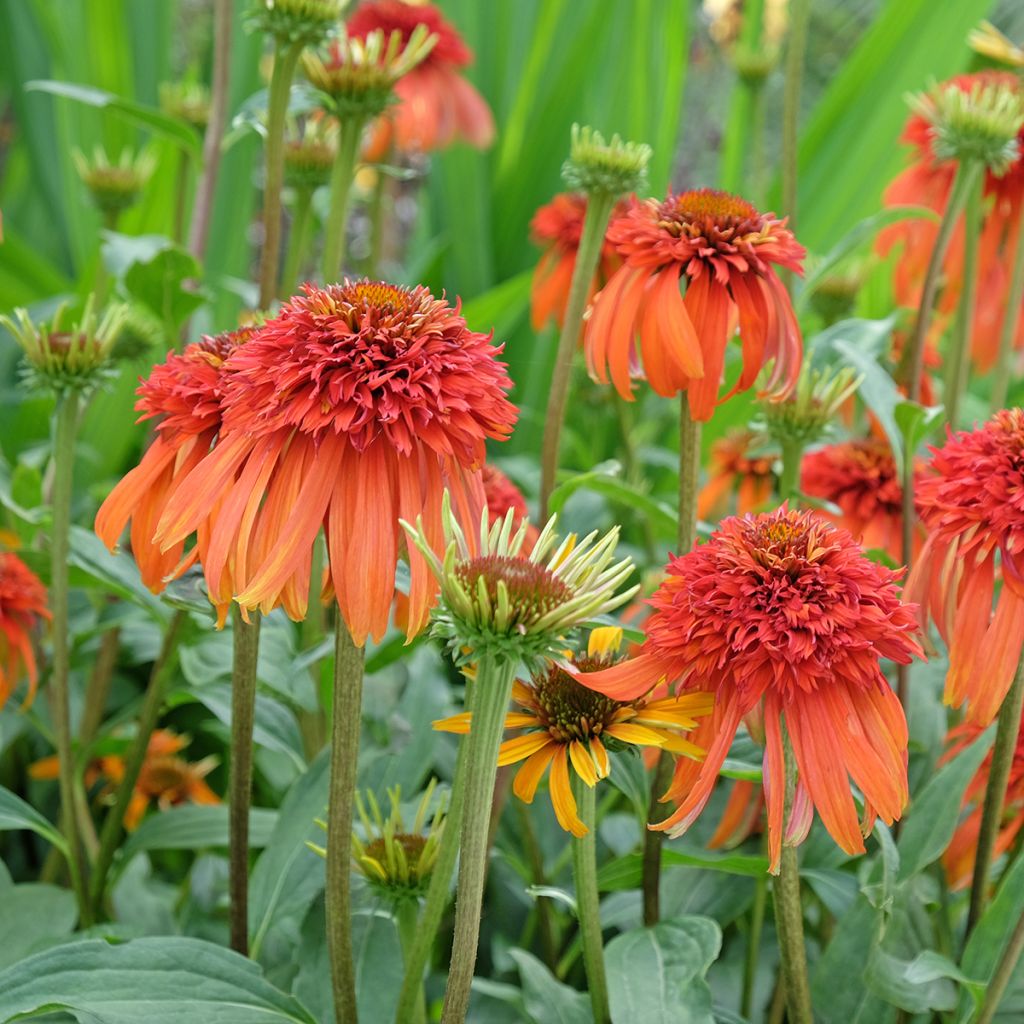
[248,0,345,46]
[73,146,155,218]
[755,363,863,449]
[561,124,652,198]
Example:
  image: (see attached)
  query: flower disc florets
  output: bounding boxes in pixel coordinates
[529,655,626,744]
[561,123,651,197]
[248,0,345,45]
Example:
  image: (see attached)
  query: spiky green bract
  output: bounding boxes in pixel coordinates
[247,0,345,46]
[401,491,638,670]
[755,363,862,449]
[561,124,651,198]
[72,146,155,217]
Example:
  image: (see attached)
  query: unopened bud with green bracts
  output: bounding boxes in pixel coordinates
[561,124,651,198]
[755,363,863,450]
[247,0,345,46]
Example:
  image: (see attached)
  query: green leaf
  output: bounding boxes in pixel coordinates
[902,951,984,1013]
[0,786,68,855]
[895,400,945,460]
[0,884,77,972]
[865,947,958,1014]
[598,847,768,892]
[604,918,721,1024]
[897,725,994,880]
[0,936,317,1023]
[508,949,591,1024]
[120,805,278,862]
[25,80,201,156]
[123,244,205,329]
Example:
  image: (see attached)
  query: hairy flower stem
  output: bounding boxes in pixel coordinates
[975,908,1024,1024]
[79,625,121,747]
[280,187,314,299]
[321,115,368,283]
[257,40,303,308]
[772,734,813,1024]
[742,848,769,1019]
[90,610,185,918]
[393,686,474,1024]
[327,620,365,1024]
[440,654,518,1024]
[572,776,609,1024]
[778,437,804,502]
[991,208,1024,412]
[49,390,90,926]
[395,899,427,1024]
[229,608,261,954]
[539,189,618,521]
[944,179,983,428]
[966,659,1024,937]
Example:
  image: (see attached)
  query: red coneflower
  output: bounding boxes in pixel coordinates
[877,71,1024,371]
[697,429,774,522]
[152,281,516,645]
[347,0,494,162]
[0,552,49,710]
[529,192,627,331]
[95,328,254,626]
[580,506,922,870]
[908,409,1024,725]
[584,187,804,420]
[940,713,1024,889]
[800,438,918,562]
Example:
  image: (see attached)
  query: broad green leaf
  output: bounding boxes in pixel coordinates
[508,949,591,1024]
[895,400,945,459]
[903,951,984,1014]
[0,785,68,854]
[802,868,859,918]
[865,947,958,1014]
[598,848,768,891]
[604,918,721,1024]
[0,937,317,1023]
[25,80,201,156]
[123,244,205,328]
[897,725,994,880]
[120,805,278,862]
[0,884,77,971]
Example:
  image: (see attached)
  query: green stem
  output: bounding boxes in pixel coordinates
[327,620,365,1024]
[966,659,1024,937]
[771,733,813,1024]
[395,898,427,1024]
[280,187,315,300]
[974,909,1024,1024]
[613,394,657,563]
[748,80,768,205]
[991,205,1024,412]
[572,776,609,1024]
[944,178,984,428]
[90,610,184,918]
[718,0,765,193]
[781,0,811,230]
[440,654,518,1024]
[321,115,367,283]
[257,39,303,309]
[778,437,803,502]
[365,158,390,279]
[172,150,190,245]
[229,608,261,955]
[49,390,90,925]
[516,798,560,970]
[393,686,474,1024]
[742,868,768,1019]
[538,188,618,521]
[79,625,120,747]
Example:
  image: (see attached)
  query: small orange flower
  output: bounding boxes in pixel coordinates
[908,410,1024,725]
[581,507,922,871]
[940,713,1024,890]
[0,552,49,710]
[347,0,494,161]
[435,628,711,836]
[151,281,517,644]
[529,192,627,331]
[584,188,804,420]
[697,429,774,522]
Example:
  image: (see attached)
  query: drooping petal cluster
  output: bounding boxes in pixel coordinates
[0,552,49,710]
[581,506,922,871]
[529,192,627,331]
[584,188,804,420]
[346,0,494,160]
[697,429,774,521]
[149,282,516,644]
[877,71,1024,372]
[908,409,1024,725]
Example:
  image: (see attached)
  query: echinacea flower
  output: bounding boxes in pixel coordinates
[346,0,494,161]
[697,429,774,522]
[152,282,516,644]
[581,506,922,871]
[907,409,1024,725]
[0,552,49,710]
[95,327,255,626]
[436,627,711,836]
[529,192,627,331]
[940,713,1024,889]
[801,438,917,562]
[584,188,804,419]
[877,72,1024,372]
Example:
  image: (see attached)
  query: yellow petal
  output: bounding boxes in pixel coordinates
[512,743,557,803]
[497,731,554,766]
[568,739,598,787]
[433,712,473,734]
[590,735,611,779]
[588,626,624,657]
[549,746,587,837]
[605,722,670,748]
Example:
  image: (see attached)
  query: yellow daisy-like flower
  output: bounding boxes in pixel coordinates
[435,627,713,837]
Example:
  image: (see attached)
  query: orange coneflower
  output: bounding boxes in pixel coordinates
[877,71,1024,371]
[908,410,1024,725]
[697,429,774,522]
[435,628,711,836]
[347,0,494,162]
[584,187,804,420]
[529,192,627,331]
[152,281,516,644]
[800,438,919,562]
[581,507,922,871]
[0,552,49,710]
